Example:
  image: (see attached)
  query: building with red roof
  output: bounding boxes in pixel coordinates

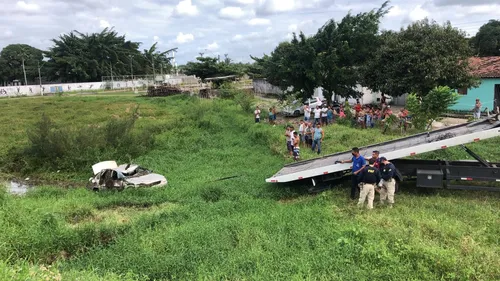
[451,57,500,111]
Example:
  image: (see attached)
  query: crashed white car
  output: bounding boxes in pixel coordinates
[89,161,167,191]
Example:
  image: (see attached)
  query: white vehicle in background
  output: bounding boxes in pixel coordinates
[281,97,326,117]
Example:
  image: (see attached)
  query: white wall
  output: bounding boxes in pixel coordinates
[312,85,383,105]
[0,75,200,98]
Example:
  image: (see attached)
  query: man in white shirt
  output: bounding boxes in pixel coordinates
[314,106,321,126]
[321,105,328,126]
[304,105,311,122]
[254,106,261,123]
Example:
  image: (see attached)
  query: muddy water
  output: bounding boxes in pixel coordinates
[6,181,34,195]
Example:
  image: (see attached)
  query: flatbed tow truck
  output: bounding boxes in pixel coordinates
[266,116,500,192]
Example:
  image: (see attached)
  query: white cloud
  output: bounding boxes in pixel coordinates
[469,5,500,16]
[235,0,255,4]
[387,5,406,17]
[409,5,429,22]
[248,18,271,25]
[219,6,246,19]
[16,1,40,12]
[99,20,111,28]
[3,30,13,38]
[175,32,194,44]
[205,42,219,51]
[288,24,298,32]
[153,35,160,42]
[175,0,199,16]
[232,34,243,41]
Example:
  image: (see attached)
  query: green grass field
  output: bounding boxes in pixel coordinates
[0,94,499,280]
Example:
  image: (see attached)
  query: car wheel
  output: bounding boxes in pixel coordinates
[294,110,300,116]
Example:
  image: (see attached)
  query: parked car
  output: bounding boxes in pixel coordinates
[282,98,341,117]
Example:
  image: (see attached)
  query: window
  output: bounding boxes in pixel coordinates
[457,88,468,95]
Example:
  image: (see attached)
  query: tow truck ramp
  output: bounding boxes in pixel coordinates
[266,118,500,184]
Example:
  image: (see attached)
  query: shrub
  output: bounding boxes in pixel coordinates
[235,91,254,113]
[218,82,239,99]
[406,86,459,130]
[5,107,155,173]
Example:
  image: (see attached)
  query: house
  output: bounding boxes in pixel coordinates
[450,57,500,111]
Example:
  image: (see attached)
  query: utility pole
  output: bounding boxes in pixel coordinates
[110,63,114,90]
[22,57,28,86]
[129,55,135,92]
[38,61,43,96]
[152,59,156,86]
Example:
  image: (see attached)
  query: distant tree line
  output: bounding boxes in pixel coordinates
[0,28,177,84]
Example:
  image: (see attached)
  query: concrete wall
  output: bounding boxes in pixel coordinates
[450,78,500,111]
[253,79,284,94]
[0,75,200,97]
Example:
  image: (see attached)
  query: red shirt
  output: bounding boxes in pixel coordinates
[354,104,362,112]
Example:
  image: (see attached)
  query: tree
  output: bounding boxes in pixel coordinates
[142,43,177,77]
[251,33,319,101]
[363,19,479,98]
[0,44,43,84]
[315,2,389,102]
[406,86,459,130]
[183,55,245,80]
[470,20,500,56]
[43,28,175,82]
[251,2,389,102]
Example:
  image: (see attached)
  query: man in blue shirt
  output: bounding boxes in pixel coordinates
[341,147,366,200]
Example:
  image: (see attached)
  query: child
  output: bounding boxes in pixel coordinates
[305,122,313,148]
[293,132,300,161]
[298,120,305,144]
[268,108,274,125]
[366,111,374,128]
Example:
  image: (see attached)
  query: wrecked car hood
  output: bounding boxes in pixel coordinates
[89,161,167,190]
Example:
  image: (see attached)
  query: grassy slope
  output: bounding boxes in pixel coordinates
[0,94,499,280]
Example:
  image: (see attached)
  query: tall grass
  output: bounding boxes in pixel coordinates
[0,94,499,280]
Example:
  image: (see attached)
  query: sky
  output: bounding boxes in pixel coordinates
[1,0,500,64]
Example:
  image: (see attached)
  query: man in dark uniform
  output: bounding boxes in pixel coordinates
[378,157,396,208]
[357,158,381,209]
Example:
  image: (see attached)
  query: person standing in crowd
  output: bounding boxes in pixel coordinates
[305,122,313,148]
[365,109,373,128]
[371,151,381,169]
[268,108,274,125]
[304,104,311,122]
[354,100,362,115]
[298,120,305,145]
[327,106,334,125]
[378,157,397,208]
[341,147,367,200]
[285,126,292,156]
[311,123,324,155]
[314,106,322,126]
[357,158,381,209]
[473,99,482,120]
[254,106,261,123]
[293,132,300,161]
[321,105,328,126]
[288,126,295,156]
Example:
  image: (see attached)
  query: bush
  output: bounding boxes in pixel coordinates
[406,86,459,130]
[235,91,254,113]
[218,82,239,99]
[5,108,155,173]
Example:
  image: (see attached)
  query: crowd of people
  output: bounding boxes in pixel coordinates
[340,148,397,209]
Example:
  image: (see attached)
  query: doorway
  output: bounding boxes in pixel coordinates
[495,84,500,113]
